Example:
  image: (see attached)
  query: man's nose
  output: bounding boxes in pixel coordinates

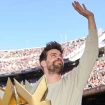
[57,56,62,60]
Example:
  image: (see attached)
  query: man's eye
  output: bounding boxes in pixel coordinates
[52,54,56,57]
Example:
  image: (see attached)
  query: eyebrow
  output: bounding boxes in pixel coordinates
[50,53,57,55]
[50,53,63,57]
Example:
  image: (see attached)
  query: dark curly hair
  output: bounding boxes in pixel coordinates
[39,41,63,63]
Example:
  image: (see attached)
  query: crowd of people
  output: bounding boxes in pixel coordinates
[0,30,105,91]
[1,56,105,90]
[84,58,105,89]
[0,37,86,74]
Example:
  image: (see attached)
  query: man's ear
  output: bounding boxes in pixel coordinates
[40,60,46,67]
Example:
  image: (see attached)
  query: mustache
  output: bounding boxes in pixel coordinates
[53,59,63,65]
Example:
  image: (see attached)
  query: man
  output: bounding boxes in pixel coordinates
[31,1,98,105]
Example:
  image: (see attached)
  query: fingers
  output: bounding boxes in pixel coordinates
[82,4,87,10]
[72,2,76,9]
[72,1,83,11]
[72,4,82,15]
[72,1,93,18]
[72,1,83,15]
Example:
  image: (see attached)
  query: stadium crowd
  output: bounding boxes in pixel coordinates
[0,32,105,91]
[0,37,85,74]
[84,58,105,89]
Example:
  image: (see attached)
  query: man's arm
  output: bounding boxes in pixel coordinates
[88,16,96,30]
[72,1,98,91]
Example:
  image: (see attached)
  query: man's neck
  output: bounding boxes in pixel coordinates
[45,73,61,84]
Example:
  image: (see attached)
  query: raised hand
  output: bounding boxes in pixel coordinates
[72,1,94,19]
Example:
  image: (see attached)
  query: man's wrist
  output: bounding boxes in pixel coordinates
[87,15,94,21]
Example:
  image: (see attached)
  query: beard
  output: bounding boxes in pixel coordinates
[47,60,64,74]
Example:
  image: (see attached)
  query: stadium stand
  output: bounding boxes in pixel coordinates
[0,28,105,105]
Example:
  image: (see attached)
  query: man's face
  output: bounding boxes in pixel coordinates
[45,49,64,74]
